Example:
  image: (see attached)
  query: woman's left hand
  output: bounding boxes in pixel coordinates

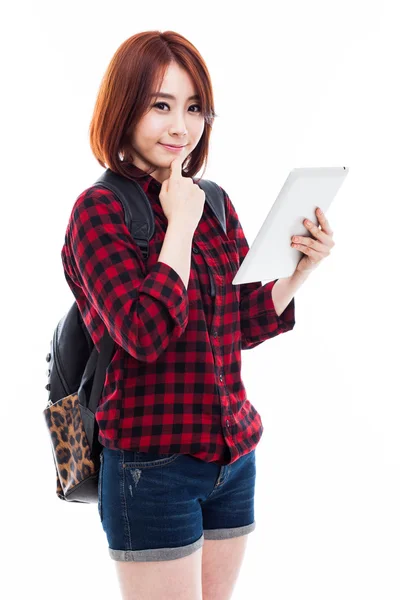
[291,207,335,275]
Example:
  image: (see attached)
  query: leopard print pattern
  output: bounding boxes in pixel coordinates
[43,393,96,499]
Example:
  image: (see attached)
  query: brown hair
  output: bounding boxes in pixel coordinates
[89,30,218,181]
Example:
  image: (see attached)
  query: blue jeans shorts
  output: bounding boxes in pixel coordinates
[97,446,257,562]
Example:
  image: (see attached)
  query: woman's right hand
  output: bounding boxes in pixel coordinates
[159,155,205,232]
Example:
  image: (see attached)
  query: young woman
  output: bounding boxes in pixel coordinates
[62,30,334,600]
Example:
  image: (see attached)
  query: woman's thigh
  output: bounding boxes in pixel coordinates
[114,546,203,600]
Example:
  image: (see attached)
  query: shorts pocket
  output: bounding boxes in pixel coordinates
[98,451,104,522]
[122,451,180,469]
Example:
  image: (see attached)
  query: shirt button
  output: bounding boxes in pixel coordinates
[213,330,218,337]
[226,420,230,428]
[219,373,223,382]
[193,247,199,254]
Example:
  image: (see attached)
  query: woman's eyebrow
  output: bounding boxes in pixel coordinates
[150,92,200,101]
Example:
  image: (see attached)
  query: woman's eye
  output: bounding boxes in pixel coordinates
[153,102,202,113]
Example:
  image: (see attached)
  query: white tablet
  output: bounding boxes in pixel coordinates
[232,166,349,285]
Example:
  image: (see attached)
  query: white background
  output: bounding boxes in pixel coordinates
[2,1,399,598]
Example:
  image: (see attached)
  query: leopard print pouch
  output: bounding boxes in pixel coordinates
[43,392,100,503]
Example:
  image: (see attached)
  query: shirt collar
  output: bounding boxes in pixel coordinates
[121,161,162,191]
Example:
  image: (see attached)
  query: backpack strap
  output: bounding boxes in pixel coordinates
[93,169,155,260]
[197,179,226,235]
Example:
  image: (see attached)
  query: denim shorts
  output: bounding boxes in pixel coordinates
[97,446,257,562]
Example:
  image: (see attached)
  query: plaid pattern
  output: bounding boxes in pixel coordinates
[61,165,295,465]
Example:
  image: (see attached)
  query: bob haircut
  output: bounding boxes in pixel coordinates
[89,30,218,182]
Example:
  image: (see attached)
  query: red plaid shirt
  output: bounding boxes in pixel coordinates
[61,165,296,465]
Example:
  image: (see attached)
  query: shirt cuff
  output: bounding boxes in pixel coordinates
[262,279,296,330]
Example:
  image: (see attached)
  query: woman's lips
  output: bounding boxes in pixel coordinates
[159,143,186,152]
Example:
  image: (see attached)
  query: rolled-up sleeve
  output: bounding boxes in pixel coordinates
[61,188,189,363]
[221,186,295,350]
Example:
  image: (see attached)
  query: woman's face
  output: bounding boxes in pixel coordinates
[129,62,205,183]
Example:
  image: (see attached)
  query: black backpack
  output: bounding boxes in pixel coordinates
[43,167,226,502]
